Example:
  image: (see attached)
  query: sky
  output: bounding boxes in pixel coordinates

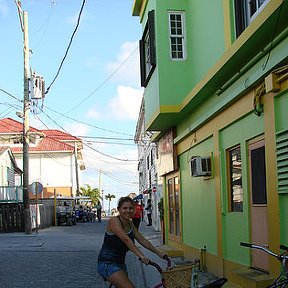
[0,0,143,210]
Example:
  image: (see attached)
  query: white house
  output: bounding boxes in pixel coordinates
[0,146,22,202]
[134,98,162,231]
[0,118,85,199]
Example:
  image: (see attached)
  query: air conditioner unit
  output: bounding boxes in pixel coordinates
[190,156,212,177]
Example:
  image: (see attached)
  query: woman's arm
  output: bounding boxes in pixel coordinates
[133,227,165,258]
[108,217,147,260]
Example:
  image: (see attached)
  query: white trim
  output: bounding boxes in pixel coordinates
[247,0,270,24]
[168,11,186,61]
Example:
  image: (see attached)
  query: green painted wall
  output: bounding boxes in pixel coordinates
[274,91,288,246]
[219,112,264,265]
[275,91,288,133]
[142,0,226,125]
[180,136,217,255]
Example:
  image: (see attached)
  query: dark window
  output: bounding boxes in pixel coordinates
[140,10,156,87]
[234,0,269,37]
[251,146,267,204]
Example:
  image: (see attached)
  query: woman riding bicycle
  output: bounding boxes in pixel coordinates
[97,196,165,288]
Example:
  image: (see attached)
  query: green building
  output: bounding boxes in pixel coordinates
[133,0,288,286]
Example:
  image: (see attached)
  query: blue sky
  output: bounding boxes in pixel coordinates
[0,0,143,209]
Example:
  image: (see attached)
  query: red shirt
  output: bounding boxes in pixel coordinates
[133,204,143,219]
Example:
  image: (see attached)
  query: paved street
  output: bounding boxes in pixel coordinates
[0,219,164,288]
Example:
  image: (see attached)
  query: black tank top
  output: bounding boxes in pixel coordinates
[98,216,135,264]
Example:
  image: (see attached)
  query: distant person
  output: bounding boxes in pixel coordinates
[97,196,165,288]
[95,200,102,222]
[145,199,152,226]
[132,200,143,230]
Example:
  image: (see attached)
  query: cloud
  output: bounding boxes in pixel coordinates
[85,85,142,122]
[64,122,90,136]
[107,86,142,120]
[0,0,8,18]
[106,41,140,87]
[86,107,102,120]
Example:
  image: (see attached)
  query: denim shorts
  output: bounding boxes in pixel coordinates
[97,261,127,280]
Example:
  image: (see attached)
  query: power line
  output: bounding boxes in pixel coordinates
[0,88,22,102]
[44,104,134,136]
[0,86,134,137]
[45,0,86,95]
[36,108,138,162]
[64,45,138,114]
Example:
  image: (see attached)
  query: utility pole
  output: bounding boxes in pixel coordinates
[99,170,103,210]
[74,142,80,196]
[16,1,32,234]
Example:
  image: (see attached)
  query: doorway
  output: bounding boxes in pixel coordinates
[249,138,269,271]
[167,174,181,241]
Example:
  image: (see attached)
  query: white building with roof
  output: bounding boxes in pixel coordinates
[0,118,85,198]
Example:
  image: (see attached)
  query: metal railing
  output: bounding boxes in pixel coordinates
[0,186,23,203]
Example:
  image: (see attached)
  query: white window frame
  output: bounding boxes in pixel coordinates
[168,11,186,61]
[246,0,270,24]
[144,32,152,79]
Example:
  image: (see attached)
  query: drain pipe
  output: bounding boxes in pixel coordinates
[200,245,207,272]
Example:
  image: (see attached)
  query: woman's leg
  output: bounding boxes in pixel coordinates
[108,270,135,288]
[147,213,152,226]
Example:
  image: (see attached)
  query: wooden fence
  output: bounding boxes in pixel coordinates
[0,203,24,232]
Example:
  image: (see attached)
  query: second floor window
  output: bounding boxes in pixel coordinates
[140,10,156,87]
[168,11,186,60]
[234,0,269,37]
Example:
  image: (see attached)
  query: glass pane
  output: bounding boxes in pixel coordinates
[170,14,175,21]
[229,146,243,212]
[168,179,174,233]
[174,177,180,236]
[251,146,267,204]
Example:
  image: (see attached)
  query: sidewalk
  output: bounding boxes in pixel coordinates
[134,221,232,288]
[127,221,165,288]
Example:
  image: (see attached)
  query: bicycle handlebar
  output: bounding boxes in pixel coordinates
[240,242,252,248]
[138,254,172,274]
[240,242,288,259]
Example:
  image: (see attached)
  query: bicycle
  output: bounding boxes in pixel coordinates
[240,242,288,287]
[148,255,227,288]
[105,255,227,288]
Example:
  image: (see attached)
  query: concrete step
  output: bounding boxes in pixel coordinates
[232,267,274,288]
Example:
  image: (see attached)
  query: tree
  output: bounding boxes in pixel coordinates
[105,193,115,215]
[79,184,102,206]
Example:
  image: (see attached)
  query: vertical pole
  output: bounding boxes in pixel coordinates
[102,190,104,211]
[74,142,79,197]
[54,189,57,226]
[35,182,38,234]
[99,170,103,210]
[23,11,32,234]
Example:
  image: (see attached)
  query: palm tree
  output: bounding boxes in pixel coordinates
[80,184,102,206]
[105,193,115,215]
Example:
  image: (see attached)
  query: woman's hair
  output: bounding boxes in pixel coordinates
[117,196,135,209]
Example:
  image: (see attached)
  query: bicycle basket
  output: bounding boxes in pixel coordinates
[162,264,194,288]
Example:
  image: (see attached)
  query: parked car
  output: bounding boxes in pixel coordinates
[56,197,76,226]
